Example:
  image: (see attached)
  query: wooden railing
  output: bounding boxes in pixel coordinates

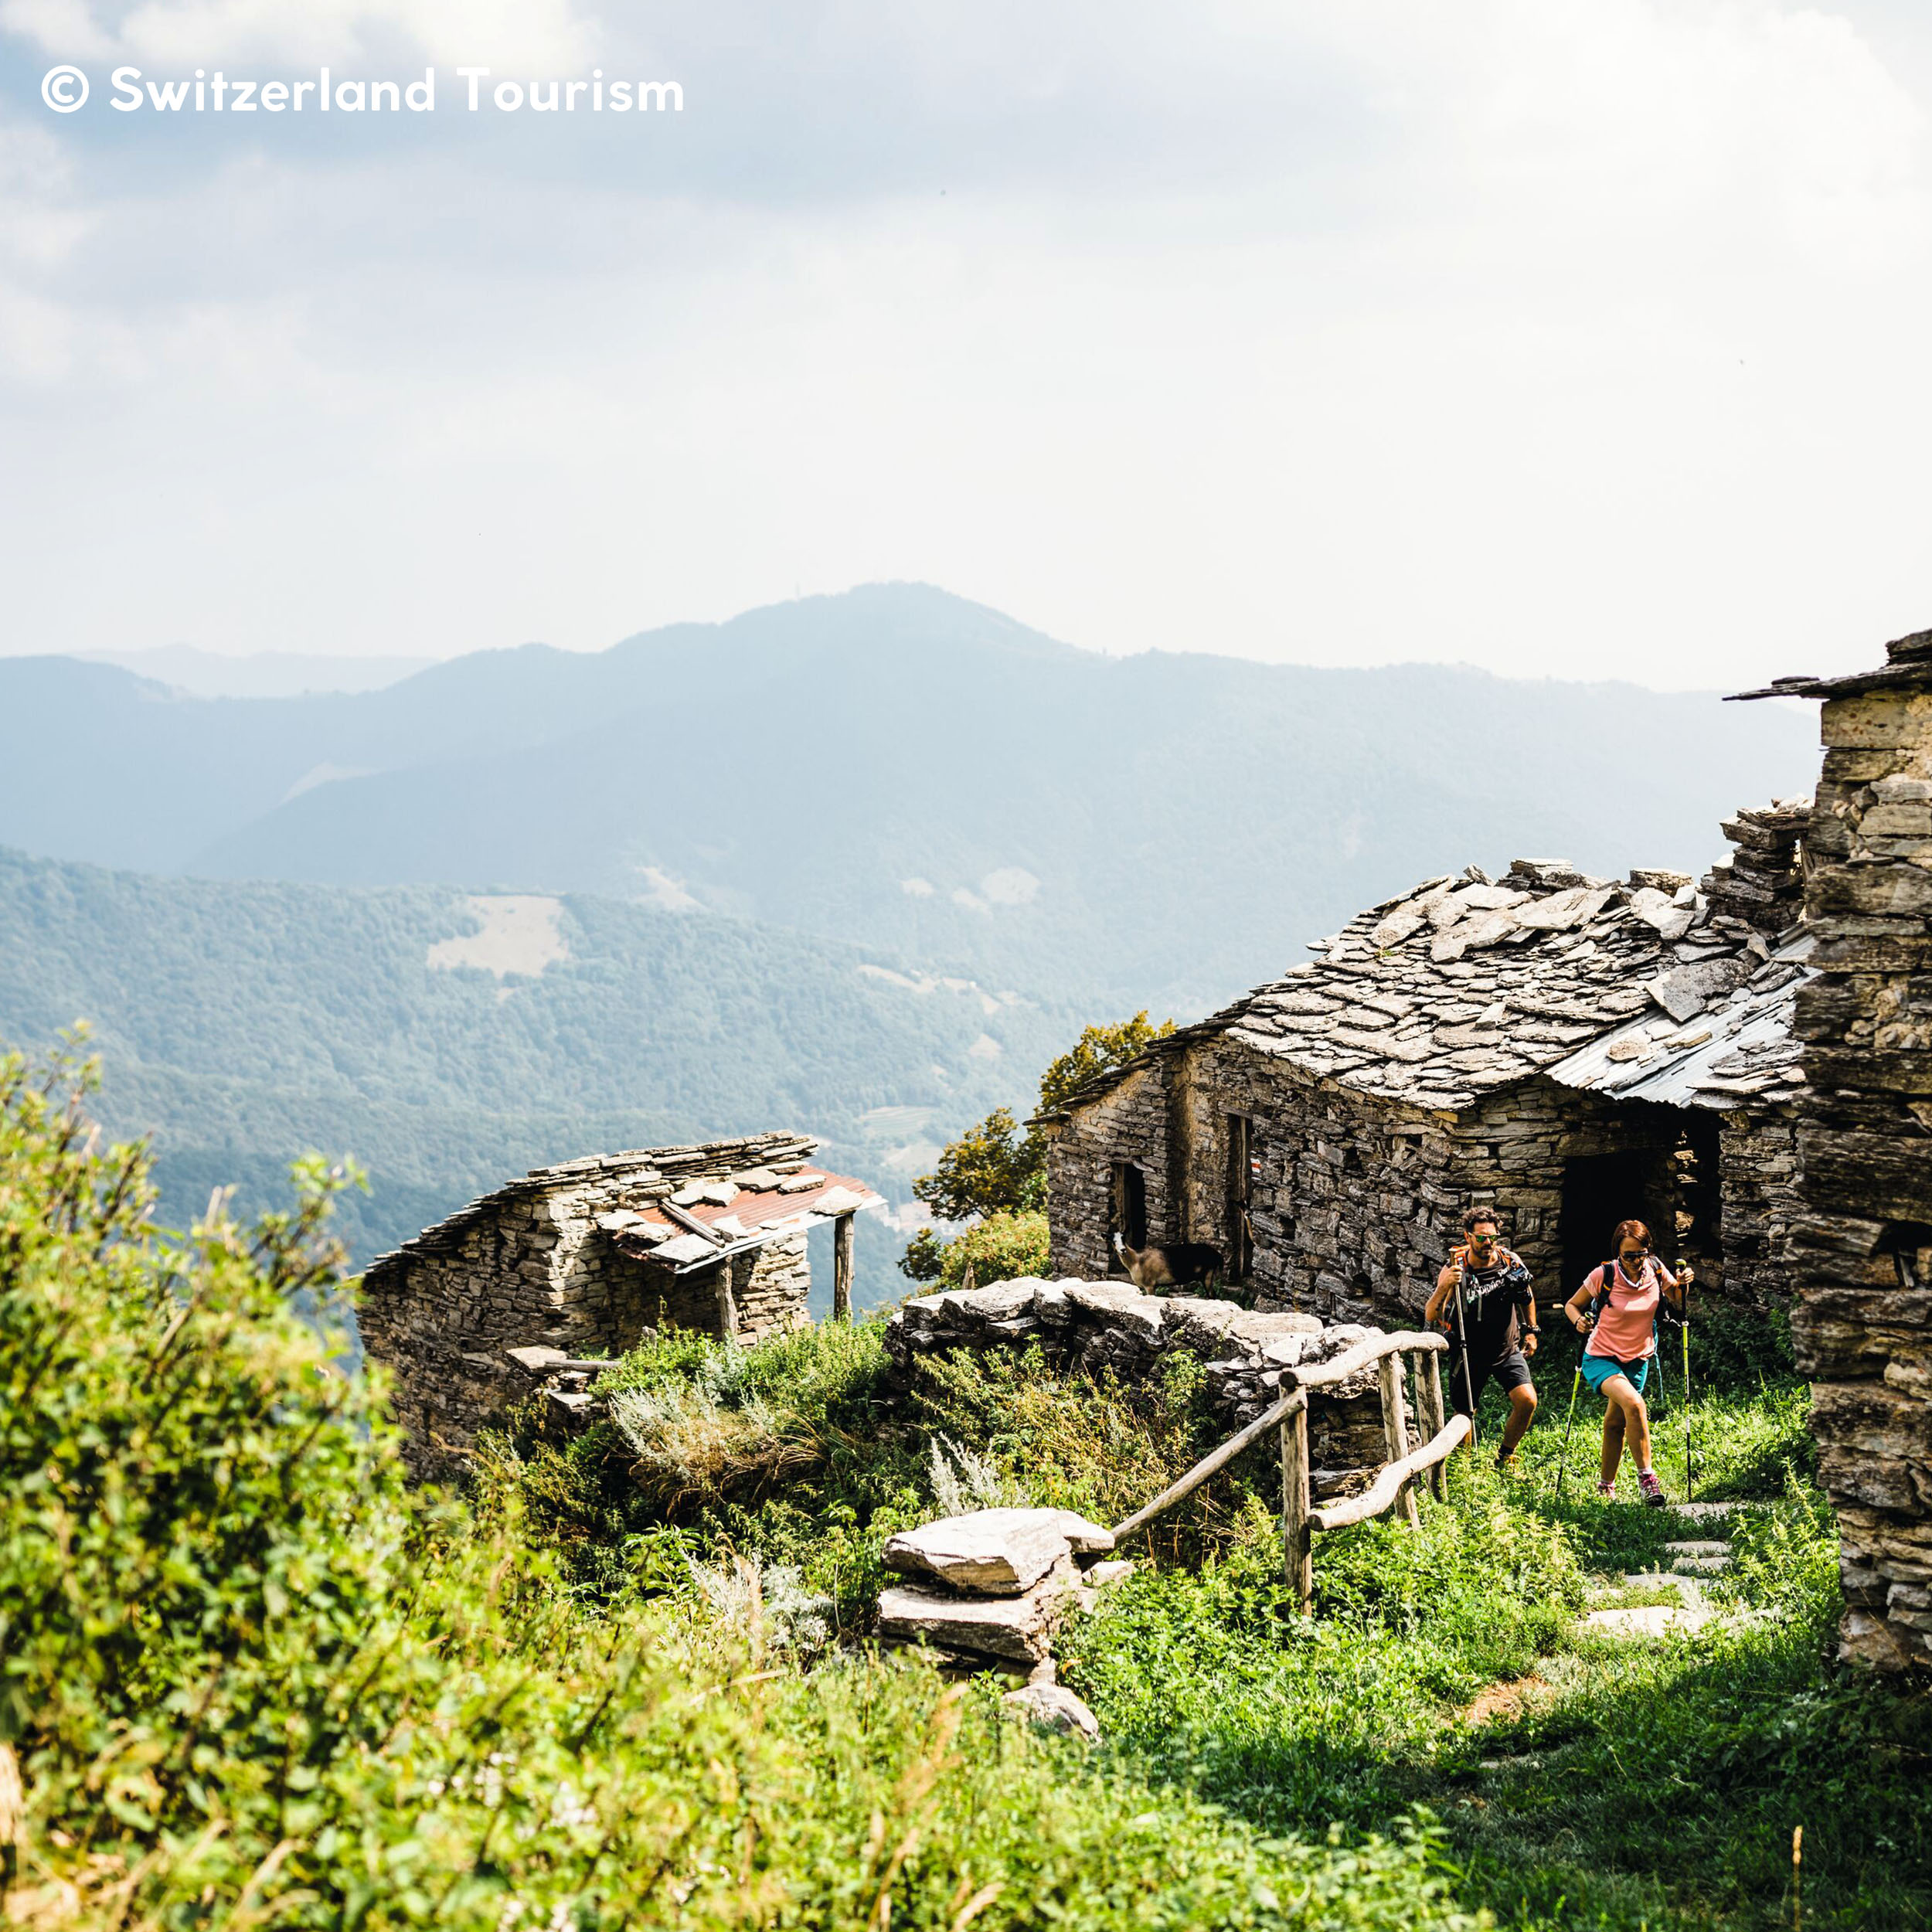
[1111,1328,1468,1611]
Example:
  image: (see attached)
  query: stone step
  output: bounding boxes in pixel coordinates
[1663,1539,1730,1557]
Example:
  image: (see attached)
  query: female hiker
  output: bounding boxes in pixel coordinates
[1563,1219,1691,1505]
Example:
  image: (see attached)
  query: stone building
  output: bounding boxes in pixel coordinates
[1037,810,1815,1328]
[360,1134,883,1478]
[1738,630,1932,1671]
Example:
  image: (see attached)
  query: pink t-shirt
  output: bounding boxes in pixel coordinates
[1583,1259,1674,1362]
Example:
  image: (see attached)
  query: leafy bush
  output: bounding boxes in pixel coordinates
[0,1039,1491,1932]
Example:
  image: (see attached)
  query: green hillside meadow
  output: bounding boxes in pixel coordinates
[4,1041,1927,1931]
[0,845,1075,1291]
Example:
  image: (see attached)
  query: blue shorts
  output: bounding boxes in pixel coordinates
[1581,1350,1649,1396]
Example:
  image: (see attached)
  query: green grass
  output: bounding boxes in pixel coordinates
[485,1302,1932,1930]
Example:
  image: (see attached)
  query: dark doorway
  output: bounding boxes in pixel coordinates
[1111,1161,1148,1269]
[1226,1115,1254,1282]
[1560,1151,1657,1301]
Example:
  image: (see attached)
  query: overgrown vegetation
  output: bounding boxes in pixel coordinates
[498,1277,1930,1930]
[9,1033,1929,1930]
[2,1041,1471,1930]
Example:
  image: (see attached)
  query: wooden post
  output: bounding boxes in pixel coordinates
[714,1260,739,1341]
[1281,1400,1312,1611]
[1420,1349,1448,1501]
[1378,1352,1420,1526]
[832,1212,854,1323]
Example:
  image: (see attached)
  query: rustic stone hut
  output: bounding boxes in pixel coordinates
[1036,814,1813,1327]
[1737,629,1932,1671]
[361,1134,883,1478]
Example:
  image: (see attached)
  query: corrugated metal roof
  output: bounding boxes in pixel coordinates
[1546,932,1812,1110]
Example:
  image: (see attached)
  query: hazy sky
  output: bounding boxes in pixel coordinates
[2,1,1928,687]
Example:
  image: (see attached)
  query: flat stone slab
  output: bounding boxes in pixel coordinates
[883,1507,1114,1596]
[1664,1540,1730,1558]
[1585,1604,1708,1638]
[876,1566,1076,1662]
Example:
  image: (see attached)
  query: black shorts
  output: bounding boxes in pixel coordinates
[1447,1349,1534,1417]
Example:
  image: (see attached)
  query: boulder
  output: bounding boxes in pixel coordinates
[884,1507,1114,1595]
[1002,1682,1100,1739]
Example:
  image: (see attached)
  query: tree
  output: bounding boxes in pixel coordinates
[901,1011,1175,1281]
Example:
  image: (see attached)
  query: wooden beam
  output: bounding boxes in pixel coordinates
[832,1212,854,1323]
[1420,1349,1448,1501]
[1378,1352,1420,1526]
[1281,1399,1312,1611]
[1113,1387,1307,1541]
[714,1260,739,1341]
[659,1200,726,1244]
[1309,1413,1471,1532]
[1286,1328,1446,1391]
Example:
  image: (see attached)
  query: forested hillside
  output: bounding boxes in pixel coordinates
[0,845,1073,1286]
[1,585,1818,1014]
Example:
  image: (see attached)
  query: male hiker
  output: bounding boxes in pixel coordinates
[1423,1207,1539,1466]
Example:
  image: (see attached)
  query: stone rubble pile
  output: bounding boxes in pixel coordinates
[873,1505,1124,1739]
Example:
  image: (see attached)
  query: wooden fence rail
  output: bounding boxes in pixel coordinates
[1112,1326,1461,1613]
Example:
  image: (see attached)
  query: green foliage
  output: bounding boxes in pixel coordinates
[0,1041,1475,1932]
[0,845,1077,1283]
[909,1107,1043,1225]
[1036,1010,1176,1114]
[903,1011,1173,1280]
[498,1327,1240,1621]
[920,1211,1050,1288]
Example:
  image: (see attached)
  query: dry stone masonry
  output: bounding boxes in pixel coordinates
[1039,817,1815,1332]
[886,1277,1393,1491]
[1740,631,1932,1671]
[361,1133,880,1480]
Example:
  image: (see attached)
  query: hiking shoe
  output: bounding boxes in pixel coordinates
[1595,1478,1616,1500]
[1639,1471,1668,1507]
[1495,1453,1520,1476]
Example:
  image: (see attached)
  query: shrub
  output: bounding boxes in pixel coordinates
[0,1043,1481,1932]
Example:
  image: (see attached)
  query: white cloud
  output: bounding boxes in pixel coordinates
[900,876,935,896]
[1,2,1929,689]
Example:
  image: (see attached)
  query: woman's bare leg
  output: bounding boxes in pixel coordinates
[1603,1373,1653,1471]
[1599,1404,1626,1486]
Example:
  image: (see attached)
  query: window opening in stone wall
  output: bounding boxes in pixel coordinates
[1225,1114,1255,1281]
[1560,1149,1657,1296]
[1111,1161,1148,1268]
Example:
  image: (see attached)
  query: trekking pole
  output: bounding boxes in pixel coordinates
[1450,1259,1479,1445]
[1682,1279,1694,1505]
[1553,1361,1583,1502]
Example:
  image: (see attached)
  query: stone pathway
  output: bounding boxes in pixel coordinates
[1582,1515,1737,1637]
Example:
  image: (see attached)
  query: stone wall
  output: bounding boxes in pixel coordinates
[885,1277,1395,1491]
[1782,634,1932,1670]
[361,1133,818,1479]
[1048,1029,1737,1335]
[1043,1058,1179,1282]
[1716,1104,1802,1308]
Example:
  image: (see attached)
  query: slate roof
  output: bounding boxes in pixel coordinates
[365,1131,837,1279]
[1547,930,1814,1111]
[1730,625,1932,702]
[1045,854,1792,1118]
